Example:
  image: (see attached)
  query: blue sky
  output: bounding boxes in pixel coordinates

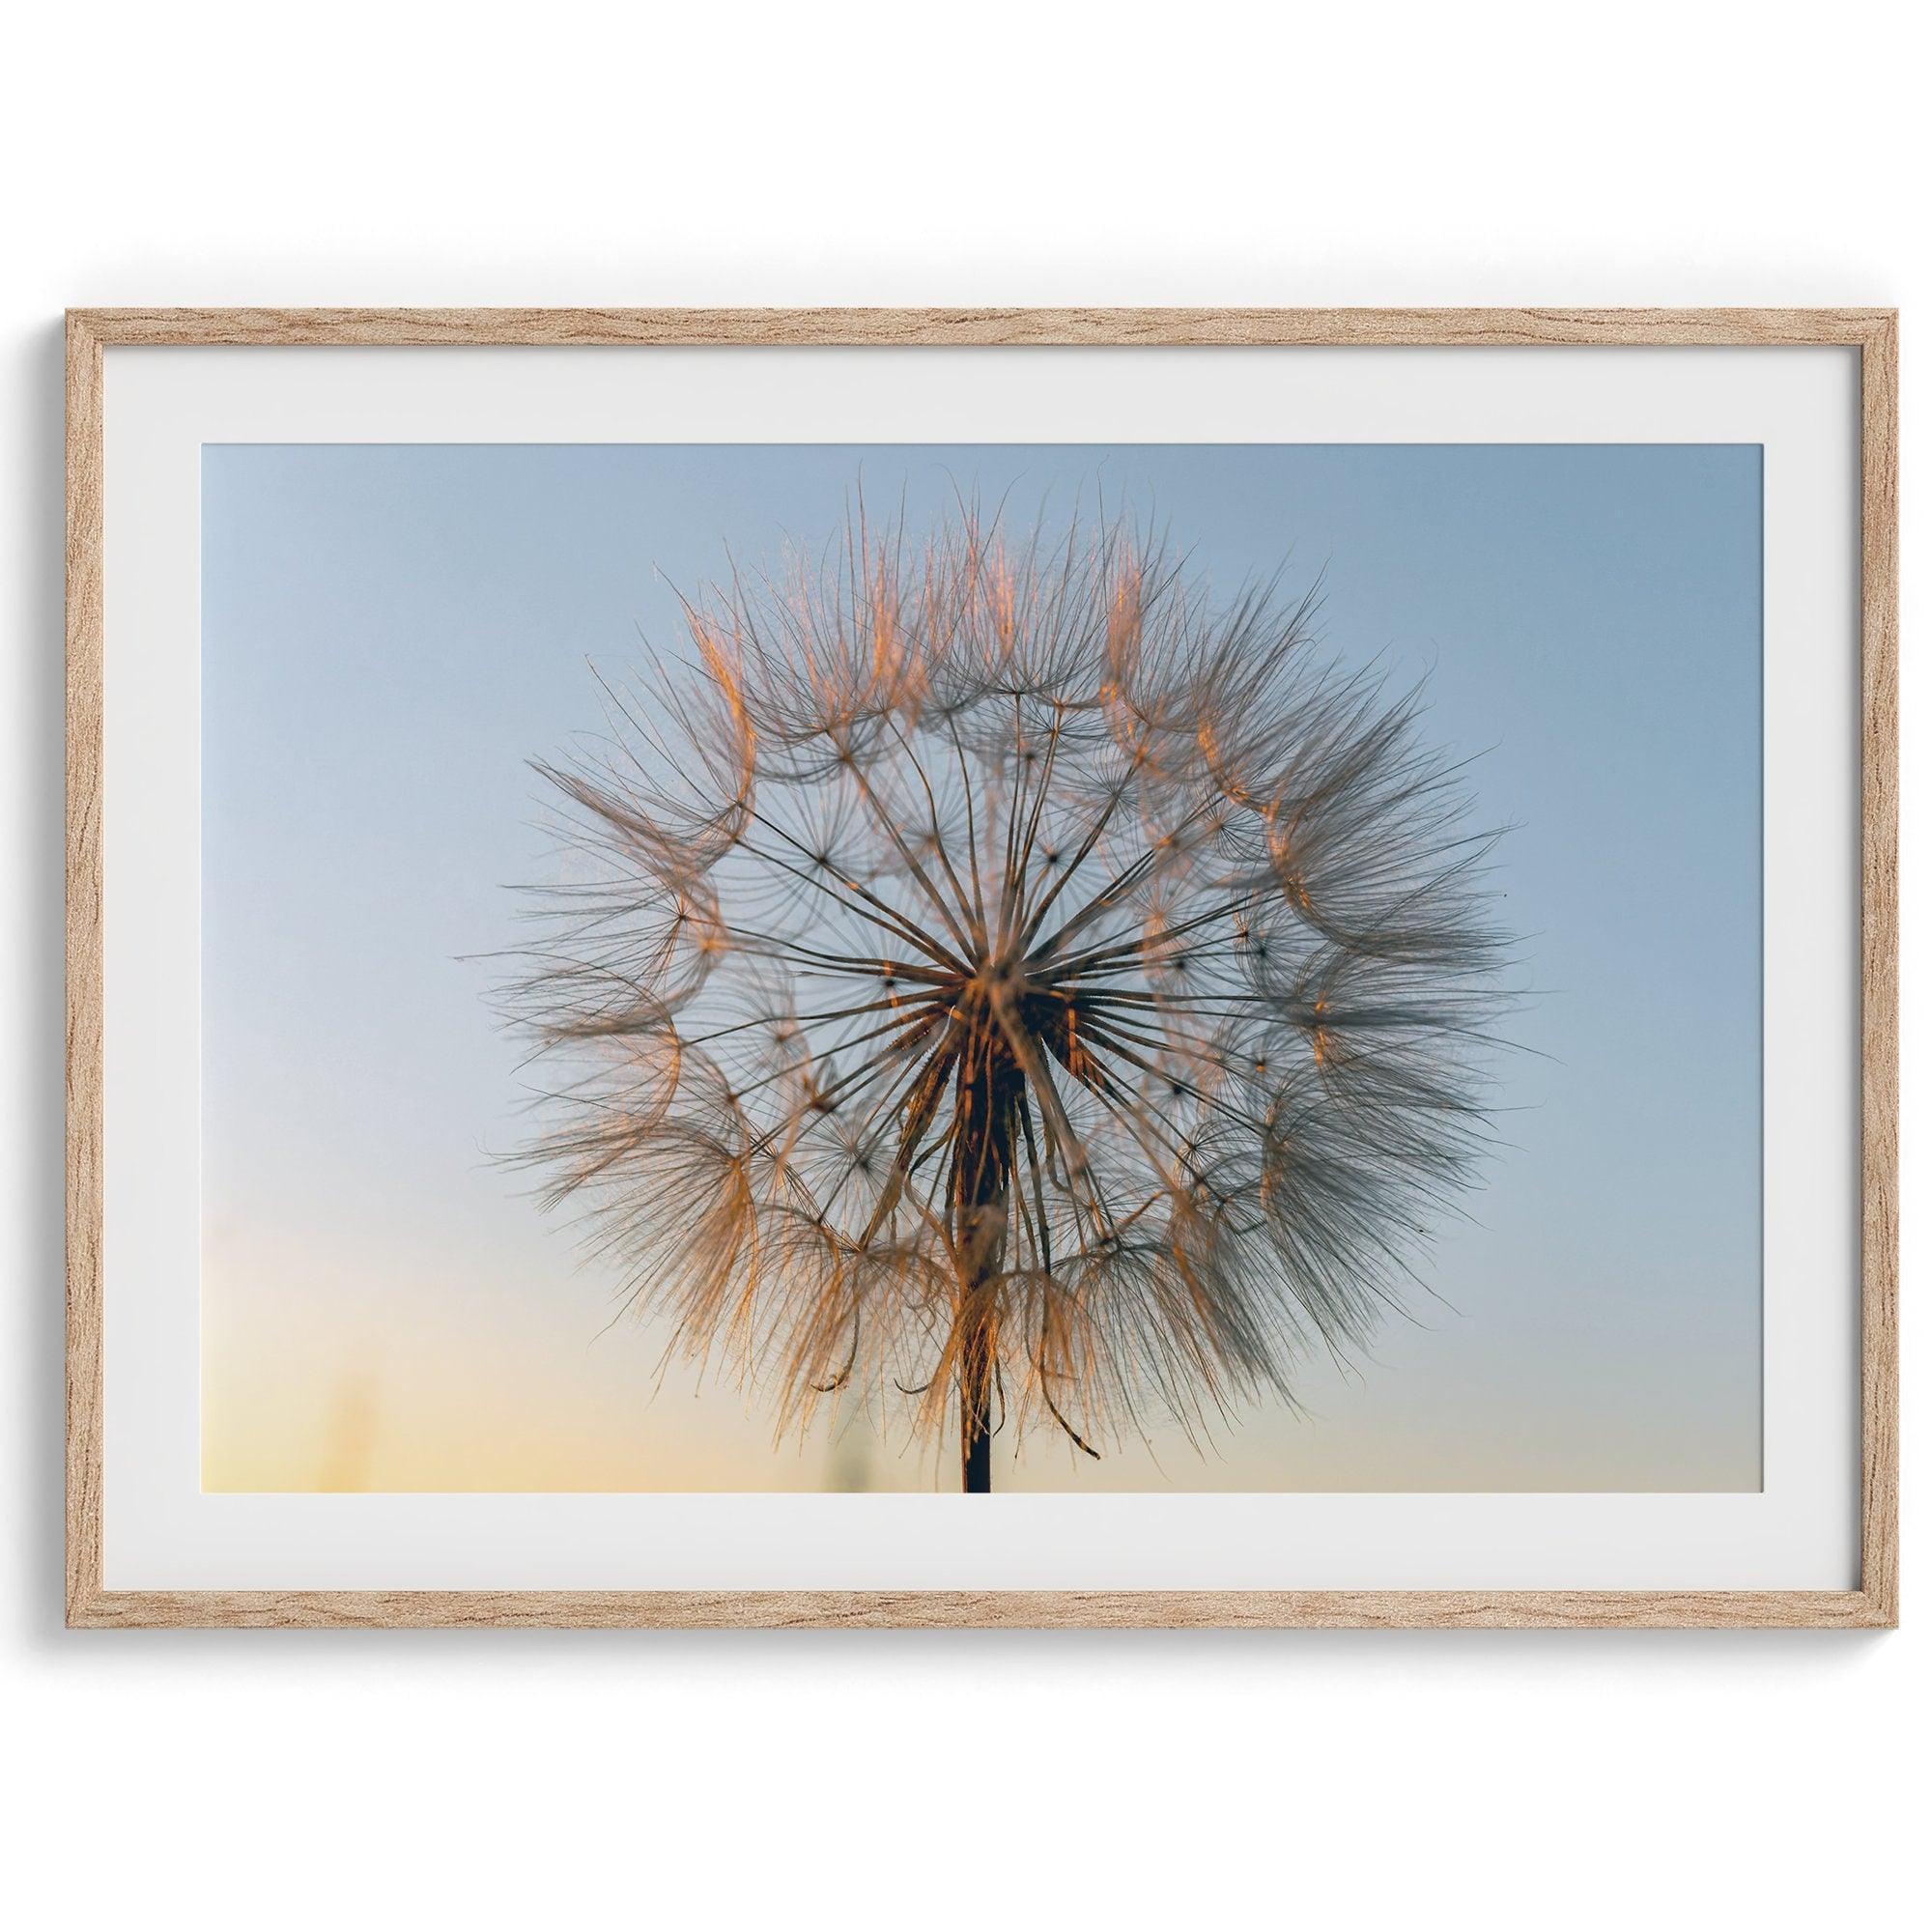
[200,442,1761,1492]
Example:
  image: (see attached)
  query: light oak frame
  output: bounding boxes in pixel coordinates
[65,308,1899,1630]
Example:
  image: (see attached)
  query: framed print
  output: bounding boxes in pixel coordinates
[65,307,1897,1629]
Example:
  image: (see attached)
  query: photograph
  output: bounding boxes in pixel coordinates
[16,9,1917,1920]
[199,440,1763,1497]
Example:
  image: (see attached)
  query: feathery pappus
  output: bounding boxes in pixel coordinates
[506,503,1514,1491]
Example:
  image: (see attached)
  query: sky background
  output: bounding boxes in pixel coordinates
[201,442,1762,1493]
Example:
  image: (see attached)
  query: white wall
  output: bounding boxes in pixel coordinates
[3,5,1918,1924]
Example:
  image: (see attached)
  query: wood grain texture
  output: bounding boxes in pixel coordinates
[65,313,105,1630]
[70,305,1894,349]
[62,1588,1890,1631]
[62,308,1900,1631]
[1858,314,1901,1628]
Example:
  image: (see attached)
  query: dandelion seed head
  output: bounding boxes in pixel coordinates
[506,501,1514,1465]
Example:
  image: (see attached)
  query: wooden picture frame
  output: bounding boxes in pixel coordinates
[65,307,1898,1630]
